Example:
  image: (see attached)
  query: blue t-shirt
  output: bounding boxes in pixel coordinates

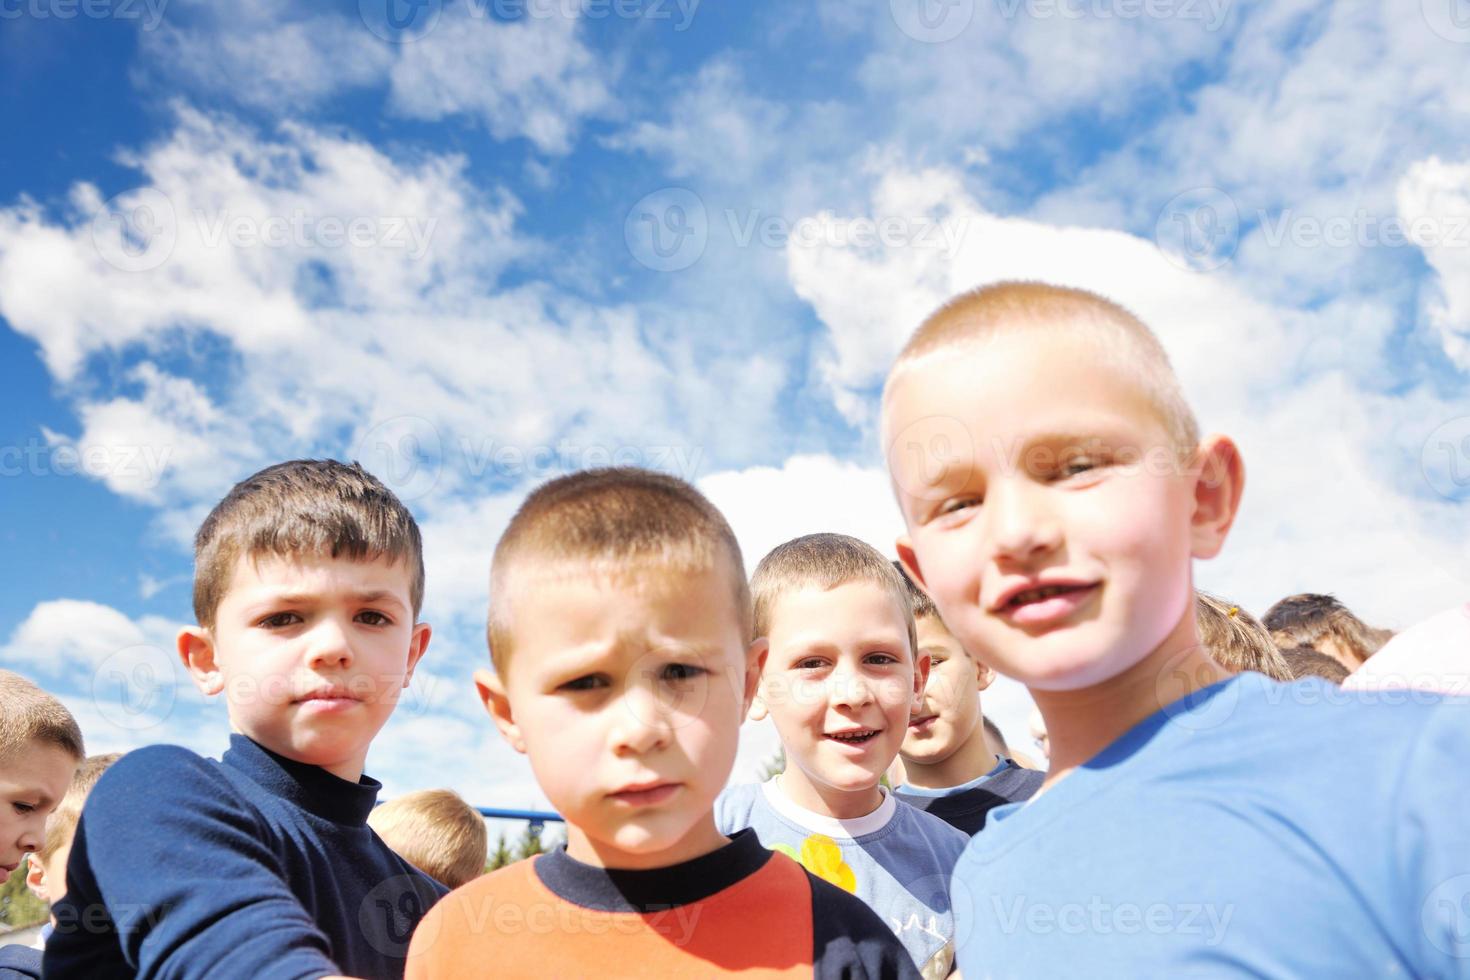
[953,673,1470,978]
[717,778,969,975]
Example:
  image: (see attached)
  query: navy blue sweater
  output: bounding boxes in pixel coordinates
[43,735,446,979]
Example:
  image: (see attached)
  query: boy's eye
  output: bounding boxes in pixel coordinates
[929,655,947,667]
[865,651,900,666]
[937,495,981,516]
[12,802,35,815]
[794,657,828,671]
[560,674,610,693]
[356,610,392,626]
[661,663,706,682]
[259,612,302,628]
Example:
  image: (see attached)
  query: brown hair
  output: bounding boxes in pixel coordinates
[1196,592,1293,682]
[1279,646,1352,685]
[39,753,121,860]
[367,789,489,889]
[0,670,84,764]
[885,281,1199,456]
[752,534,916,656]
[488,467,749,675]
[1261,593,1391,668]
[891,560,939,621]
[192,459,425,628]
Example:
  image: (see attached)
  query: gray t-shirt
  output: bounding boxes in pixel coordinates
[716,778,968,976]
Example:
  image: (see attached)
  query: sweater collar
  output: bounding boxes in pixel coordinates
[223,734,380,825]
[534,829,770,912]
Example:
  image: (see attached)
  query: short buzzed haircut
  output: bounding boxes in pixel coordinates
[192,459,425,628]
[1262,593,1390,666]
[368,789,489,889]
[1196,592,1293,682]
[0,670,84,764]
[885,281,1200,456]
[753,534,916,656]
[1279,646,1352,685]
[488,467,750,675]
[892,560,939,621]
[40,753,121,861]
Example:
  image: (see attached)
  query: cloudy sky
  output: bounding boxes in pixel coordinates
[3,0,1468,818]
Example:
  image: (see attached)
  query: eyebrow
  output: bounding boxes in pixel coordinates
[257,590,408,610]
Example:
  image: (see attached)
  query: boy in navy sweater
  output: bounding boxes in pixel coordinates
[45,460,446,979]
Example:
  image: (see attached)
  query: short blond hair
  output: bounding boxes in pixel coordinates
[885,281,1200,456]
[488,468,750,676]
[193,459,425,629]
[368,789,489,889]
[1196,592,1293,682]
[752,534,916,656]
[0,670,84,765]
[39,753,121,861]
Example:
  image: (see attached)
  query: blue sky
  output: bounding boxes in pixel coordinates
[3,0,1469,810]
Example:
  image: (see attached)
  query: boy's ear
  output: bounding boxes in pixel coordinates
[178,626,224,697]
[1189,435,1245,559]
[912,650,931,703]
[975,658,996,691]
[895,536,926,591]
[25,856,49,904]
[742,638,768,722]
[400,622,433,688]
[474,668,525,754]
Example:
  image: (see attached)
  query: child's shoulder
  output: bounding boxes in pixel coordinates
[713,780,762,830]
[889,794,969,855]
[90,743,226,801]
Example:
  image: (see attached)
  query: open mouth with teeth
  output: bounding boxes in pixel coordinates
[1007,583,1094,607]
[825,729,881,744]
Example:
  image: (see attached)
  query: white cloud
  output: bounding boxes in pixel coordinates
[606,60,787,184]
[136,0,613,156]
[1397,155,1470,370]
[0,107,792,531]
[139,4,394,113]
[387,2,615,155]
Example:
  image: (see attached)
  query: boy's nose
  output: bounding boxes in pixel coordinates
[830,668,876,709]
[305,619,354,669]
[985,482,1062,561]
[610,686,673,757]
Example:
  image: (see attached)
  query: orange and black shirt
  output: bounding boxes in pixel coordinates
[406,829,918,979]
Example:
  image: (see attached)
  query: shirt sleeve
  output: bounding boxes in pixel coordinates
[807,872,924,980]
[43,746,339,980]
[1397,699,1470,978]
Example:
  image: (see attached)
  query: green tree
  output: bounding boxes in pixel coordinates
[0,859,48,928]
[486,832,514,872]
[514,822,545,862]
